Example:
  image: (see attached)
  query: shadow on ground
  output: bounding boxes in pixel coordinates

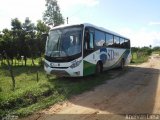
[21,65,160,120]
[39,66,160,120]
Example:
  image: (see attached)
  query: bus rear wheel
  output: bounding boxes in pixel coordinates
[120,59,125,69]
[95,62,103,75]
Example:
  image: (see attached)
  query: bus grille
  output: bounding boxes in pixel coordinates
[50,70,70,76]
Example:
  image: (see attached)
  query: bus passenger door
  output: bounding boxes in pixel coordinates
[83,28,96,76]
[83,28,94,57]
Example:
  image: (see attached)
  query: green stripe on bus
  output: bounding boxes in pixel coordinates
[83,60,96,76]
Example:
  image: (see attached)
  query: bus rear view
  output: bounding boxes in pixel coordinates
[44,24,84,77]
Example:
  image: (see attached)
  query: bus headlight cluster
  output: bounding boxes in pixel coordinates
[70,60,82,68]
[50,62,59,68]
[44,61,49,68]
[50,63,54,68]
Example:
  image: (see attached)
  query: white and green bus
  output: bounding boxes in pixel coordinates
[44,23,131,77]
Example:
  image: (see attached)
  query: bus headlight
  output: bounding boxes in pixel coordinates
[50,63,55,68]
[70,60,82,68]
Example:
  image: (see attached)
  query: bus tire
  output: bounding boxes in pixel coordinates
[95,62,103,74]
[120,59,125,69]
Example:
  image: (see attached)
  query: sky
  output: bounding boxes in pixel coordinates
[0,0,160,47]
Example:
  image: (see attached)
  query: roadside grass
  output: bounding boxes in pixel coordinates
[0,52,150,118]
[152,51,160,56]
[0,59,127,118]
[131,52,149,64]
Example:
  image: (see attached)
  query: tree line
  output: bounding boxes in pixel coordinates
[0,18,50,66]
[131,46,160,58]
[0,0,64,66]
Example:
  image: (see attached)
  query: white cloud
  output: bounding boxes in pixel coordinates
[0,0,45,30]
[0,0,99,30]
[149,22,160,25]
[118,28,160,47]
[58,0,99,10]
[57,0,99,25]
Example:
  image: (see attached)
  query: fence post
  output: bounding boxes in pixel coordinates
[4,52,15,91]
[36,71,39,82]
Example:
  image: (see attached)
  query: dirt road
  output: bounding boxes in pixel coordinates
[24,54,160,120]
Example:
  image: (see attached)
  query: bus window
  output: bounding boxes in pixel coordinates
[106,33,113,47]
[89,33,94,49]
[113,36,120,47]
[124,39,130,49]
[120,38,125,48]
[95,30,105,47]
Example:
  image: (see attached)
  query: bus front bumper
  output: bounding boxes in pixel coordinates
[44,61,83,77]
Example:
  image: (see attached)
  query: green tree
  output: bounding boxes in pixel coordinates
[11,18,23,64]
[1,17,52,67]
[36,20,50,33]
[153,46,160,51]
[36,20,50,56]
[43,0,64,27]
[1,29,15,91]
[1,29,14,61]
[149,45,152,49]
[0,31,4,54]
[11,18,22,30]
[140,46,152,56]
[22,17,36,66]
[0,31,5,64]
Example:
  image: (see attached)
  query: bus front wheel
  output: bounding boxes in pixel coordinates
[95,62,103,74]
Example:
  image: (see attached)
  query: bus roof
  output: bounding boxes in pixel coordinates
[50,23,129,40]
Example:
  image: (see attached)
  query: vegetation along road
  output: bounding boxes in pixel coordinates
[22,54,160,120]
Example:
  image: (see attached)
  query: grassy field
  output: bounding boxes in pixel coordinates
[0,59,115,118]
[0,54,149,119]
[131,52,149,64]
[152,51,160,55]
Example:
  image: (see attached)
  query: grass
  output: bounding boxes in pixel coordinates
[152,51,160,55]
[0,52,151,119]
[131,52,149,64]
[0,59,117,118]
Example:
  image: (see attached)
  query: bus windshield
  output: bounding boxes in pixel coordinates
[45,27,82,57]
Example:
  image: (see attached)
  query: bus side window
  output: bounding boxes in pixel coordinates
[113,36,120,47]
[124,39,130,49]
[95,30,105,47]
[106,33,113,47]
[89,33,94,49]
[120,38,125,48]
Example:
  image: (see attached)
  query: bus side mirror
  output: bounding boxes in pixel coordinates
[42,33,48,40]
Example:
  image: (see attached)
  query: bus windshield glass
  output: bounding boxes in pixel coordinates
[45,26,82,57]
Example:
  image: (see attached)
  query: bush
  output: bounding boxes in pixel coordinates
[38,58,44,66]
[0,87,2,92]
